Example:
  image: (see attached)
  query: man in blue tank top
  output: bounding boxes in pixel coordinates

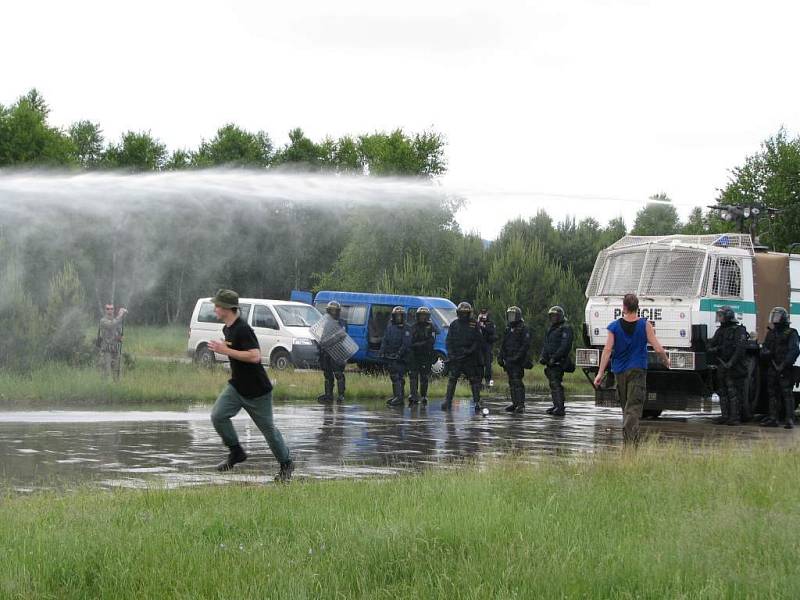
[594,293,669,446]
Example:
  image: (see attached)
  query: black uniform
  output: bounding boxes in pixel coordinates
[441,316,484,410]
[498,322,532,411]
[708,320,749,424]
[761,325,800,427]
[540,320,574,415]
[320,318,348,402]
[380,322,412,404]
[478,317,498,386]
[408,321,437,404]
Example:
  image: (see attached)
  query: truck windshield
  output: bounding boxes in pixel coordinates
[274,304,323,327]
[598,247,706,297]
[433,307,457,328]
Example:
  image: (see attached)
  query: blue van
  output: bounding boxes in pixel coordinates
[303,291,457,374]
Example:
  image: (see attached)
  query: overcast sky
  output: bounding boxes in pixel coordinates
[3,0,799,239]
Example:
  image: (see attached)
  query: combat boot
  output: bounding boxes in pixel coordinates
[274,460,295,484]
[318,380,334,404]
[726,394,741,426]
[336,378,346,403]
[441,378,457,411]
[216,444,247,472]
[784,395,795,429]
[471,381,483,412]
[514,387,525,413]
[551,388,566,417]
[712,394,729,424]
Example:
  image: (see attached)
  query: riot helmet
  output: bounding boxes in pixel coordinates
[478,308,489,322]
[715,306,736,325]
[506,306,523,325]
[391,305,406,325]
[548,305,565,325]
[326,300,342,320]
[456,302,473,320]
[416,306,431,323]
[769,306,789,329]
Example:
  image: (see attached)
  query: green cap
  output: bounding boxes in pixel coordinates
[211,289,239,309]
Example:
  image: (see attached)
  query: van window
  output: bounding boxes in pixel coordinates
[197,302,251,324]
[253,305,279,330]
[273,304,321,327]
[342,304,367,325]
[711,257,742,298]
[368,304,394,350]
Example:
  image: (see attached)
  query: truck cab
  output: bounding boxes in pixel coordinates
[576,233,800,415]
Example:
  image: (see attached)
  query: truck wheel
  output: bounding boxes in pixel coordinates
[195,344,216,368]
[271,349,292,370]
[642,409,662,419]
[431,352,447,377]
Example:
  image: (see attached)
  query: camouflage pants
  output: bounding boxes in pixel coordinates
[100,351,120,380]
[616,368,646,446]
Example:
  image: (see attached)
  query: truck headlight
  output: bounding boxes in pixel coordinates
[576,348,599,367]
[293,338,315,346]
[668,351,695,370]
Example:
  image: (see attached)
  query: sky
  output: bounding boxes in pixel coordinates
[2,0,799,239]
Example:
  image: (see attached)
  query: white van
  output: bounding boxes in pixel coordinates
[187,298,323,369]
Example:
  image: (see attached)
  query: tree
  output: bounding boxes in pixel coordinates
[357,129,446,178]
[632,193,680,236]
[44,262,89,363]
[192,124,272,168]
[716,129,800,251]
[103,131,167,171]
[69,120,104,168]
[0,89,76,167]
[272,128,324,170]
[682,207,707,235]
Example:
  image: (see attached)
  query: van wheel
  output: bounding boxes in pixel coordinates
[431,352,447,377]
[195,344,216,368]
[271,349,292,370]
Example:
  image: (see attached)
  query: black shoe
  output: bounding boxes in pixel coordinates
[505,403,517,412]
[337,394,345,403]
[216,445,247,472]
[274,460,294,484]
[514,403,525,413]
[785,421,795,430]
[545,406,556,415]
[408,395,420,406]
[761,419,779,428]
[711,416,728,425]
[441,400,452,411]
[551,407,565,417]
[317,394,333,404]
[726,419,741,426]
[421,397,428,406]
[388,396,404,407]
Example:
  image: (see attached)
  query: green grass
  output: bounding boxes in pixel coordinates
[2,444,799,598]
[0,360,592,406]
[114,325,189,358]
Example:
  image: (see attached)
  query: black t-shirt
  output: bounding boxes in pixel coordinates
[223,317,273,399]
[619,318,638,336]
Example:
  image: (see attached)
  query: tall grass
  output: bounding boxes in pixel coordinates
[0,360,591,406]
[2,443,799,598]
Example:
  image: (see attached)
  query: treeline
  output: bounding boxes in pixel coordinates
[1,89,798,371]
[0,89,445,177]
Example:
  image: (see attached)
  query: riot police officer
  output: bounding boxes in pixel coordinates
[408,307,437,406]
[441,302,484,412]
[318,300,348,404]
[498,306,532,413]
[380,306,412,407]
[760,307,800,429]
[477,308,498,389]
[708,306,749,426]
[540,306,574,416]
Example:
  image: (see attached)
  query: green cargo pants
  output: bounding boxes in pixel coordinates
[616,368,646,446]
[211,384,291,464]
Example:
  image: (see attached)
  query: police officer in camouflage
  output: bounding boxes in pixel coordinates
[540,306,574,416]
[708,306,749,426]
[380,306,412,407]
[318,300,347,404]
[441,302,484,412]
[408,307,437,406]
[498,306,532,413]
[760,307,800,429]
[97,303,127,380]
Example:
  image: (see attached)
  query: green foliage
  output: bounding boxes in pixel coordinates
[476,234,585,354]
[632,193,680,236]
[0,260,44,372]
[358,129,446,177]
[0,89,77,167]
[103,130,167,171]
[193,124,273,168]
[68,120,104,168]
[43,262,90,364]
